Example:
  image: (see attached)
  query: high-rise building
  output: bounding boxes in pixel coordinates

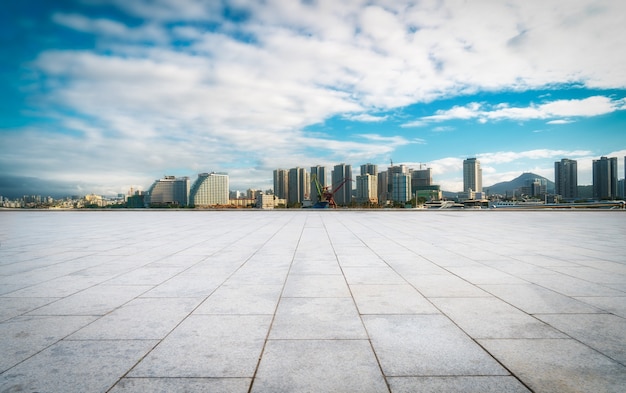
[387,164,408,200]
[189,173,229,206]
[555,158,578,200]
[463,158,482,193]
[392,172,411,202]
[332,163,352,206]
[288,167,309,206]
[273,169,289,200]
[592,156,618,199]
[356,174,378,204]
[377,171,389,203]
[147,176,190,207]
[310,165,327,203]
[360,163,378,176]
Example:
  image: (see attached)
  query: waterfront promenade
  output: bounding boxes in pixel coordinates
[1,210,625,392]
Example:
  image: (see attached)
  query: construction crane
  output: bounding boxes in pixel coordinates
[311,174,351,208]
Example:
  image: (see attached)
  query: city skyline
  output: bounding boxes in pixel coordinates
[2,1,626,197]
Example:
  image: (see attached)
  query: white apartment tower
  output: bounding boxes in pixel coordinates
[189,173,229,206]
[463,158,482,194]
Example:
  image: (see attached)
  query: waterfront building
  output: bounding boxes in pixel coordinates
[555,159,578,200]
[189,173,229,206]
[356,174,378,204]
[592,156,618,199]
[332,163,352,206]
[377,171,389,203]
[147,176,190,207]
[288,167,309,206]
[273,169,289,200]
[360,163,378,176]
[392,172,411,203]
[463,158,482,194]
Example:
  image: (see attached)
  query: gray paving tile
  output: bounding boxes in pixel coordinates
[342,266,405,285]
[69,297,202,340]
[0,315,97,373]
[479,283,604,314]
[574,296,626,318]
[194,284,282,314]
[27,284,152,316]
[0,297,59,322]
[536,313,626,364]
[405,274,490,297]
[446,266,528,285]
[283,274,350,297]
[252,340,388,393]
[142,275,225,297]
[269,297,367,339]
[0,339,158,393]
[387,376,531,393]
[130,315,271,378]
[479,338,626,393]
[363,314,508,376]
[351,284,438,314]
[520,273,625,296]
[109,377,251,393]
[432,297,566,339]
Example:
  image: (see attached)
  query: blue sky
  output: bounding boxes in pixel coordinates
[1,0,626,196]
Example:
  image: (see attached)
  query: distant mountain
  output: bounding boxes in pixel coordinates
[485,172,555,196]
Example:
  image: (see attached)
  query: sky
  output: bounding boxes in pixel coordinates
[1,0,626,197]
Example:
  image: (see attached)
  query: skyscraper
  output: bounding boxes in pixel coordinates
[392,172,411,202]
[463,158,482,194]
[332,163,352,206]
[555,158,578,200]
[356,173,378,204]
[310,165,327,203]
[190,173,229,206]
[273,169,289,200]
[592,156,618,199]
[360,163,378,176]
[147,176,190,207]
[288,167,309,206]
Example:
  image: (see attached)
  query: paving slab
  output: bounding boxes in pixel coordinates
[129,314,272,378]
[479,338,626,393]
[387,376,531,393]
[109,377,252,393]
[363,314,509,376]
[251,340,388,393]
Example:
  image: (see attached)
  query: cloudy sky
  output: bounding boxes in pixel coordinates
[2,0,626,197]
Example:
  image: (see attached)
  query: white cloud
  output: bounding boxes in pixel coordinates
[345,114,389,122]
[418,96,626,123]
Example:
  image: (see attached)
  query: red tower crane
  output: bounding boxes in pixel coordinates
[311,175,351,208]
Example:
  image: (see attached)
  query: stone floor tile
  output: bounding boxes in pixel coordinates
[130,315,271,378]
[194,284,282,314]
[342,266,405,285]
[520,273,625,296]
[69,297,202,340]
[142,275,225,297]
[363,314,508,376]
[405,274,491,298]
[0,315,97,373]
[387,376,531,393]
[0,297,59,322]
[432,297,566,339]
[109,377,252,393]
[573,296,626,318]
[104,266,187,285]
[0,339,158,393]
[479,338,626,393]
[536,313,626,364]
[269,297,367,339]
[479,283,604,314]
[282,274,350,297]
[252,340,388,393]
[446,266,528,285]
[351,284,438,314]
[27,284,153,316]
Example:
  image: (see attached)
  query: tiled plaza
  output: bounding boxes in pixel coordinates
[0,210,625,392]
